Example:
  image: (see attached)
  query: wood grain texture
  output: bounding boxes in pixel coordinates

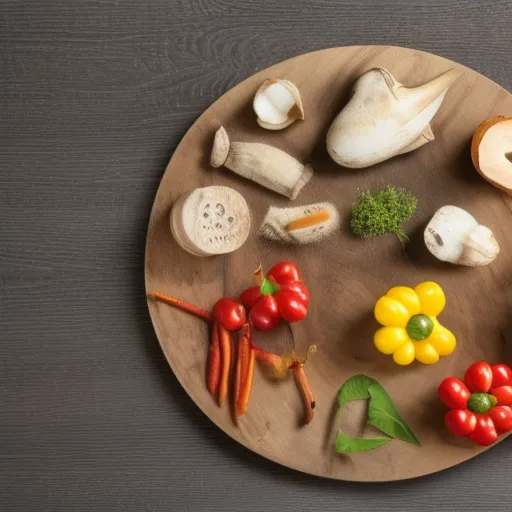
[146,46,512,482]
[1,0,512,509]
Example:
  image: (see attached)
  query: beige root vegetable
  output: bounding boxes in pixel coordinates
[253,79,304,130]
[471,117,512,195]
[170,186,251,257]
[210,126,313,199]
[260,202,339,244]
[424,205,499,266]
[326,67,462,168]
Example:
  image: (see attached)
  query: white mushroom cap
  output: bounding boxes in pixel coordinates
[424,205,499,266]
[253,79,304,130]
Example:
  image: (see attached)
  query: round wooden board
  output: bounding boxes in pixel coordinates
[145,46,512,482]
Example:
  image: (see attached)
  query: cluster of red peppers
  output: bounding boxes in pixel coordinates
[151,261,315,425]
[438,361,512,446]
[240,263,309,331]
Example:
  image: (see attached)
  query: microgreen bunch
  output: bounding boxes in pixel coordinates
[350,186,418,245]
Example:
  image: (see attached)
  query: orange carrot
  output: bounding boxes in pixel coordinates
[285,210,331,231]
[293,364,315,425]
[232,334,242,423]
[235,324,252,416]
[151,291,214,323]
[233,326,247,406]
[237,347,255,416]
[206,321,221,398]
[218,324,231,407]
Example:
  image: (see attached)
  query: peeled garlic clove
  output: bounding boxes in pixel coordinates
[260,202,339,244]
[253,79,304,130]
[170,186,251,257]
[424,205,499,266]
[210,126,312,200]
[326,67,462,168]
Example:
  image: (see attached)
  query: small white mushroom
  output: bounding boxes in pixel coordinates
[424,205,500,266]
[253,79,304,130]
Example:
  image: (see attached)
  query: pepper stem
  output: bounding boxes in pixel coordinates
[253,263,279,296]
[253,264,265,286]
[294,344,317,365]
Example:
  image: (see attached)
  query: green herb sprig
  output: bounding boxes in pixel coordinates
[350,186,417,245]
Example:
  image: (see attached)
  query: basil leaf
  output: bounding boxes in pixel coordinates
[334,374,420,454]
[367,383,421,446]
[335,431,390,453]
[337,374,374,407]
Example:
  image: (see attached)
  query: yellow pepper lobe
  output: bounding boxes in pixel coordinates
[393,341,415,365]
[374,296,410,328]
[414,341,440,364]
[414,282,446,317]
[428,325,456,356]
[386,287,421,316]
[374,327,409,354]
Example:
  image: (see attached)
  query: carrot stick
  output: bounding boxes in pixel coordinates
[151,291,214,323]
[235,325,252,416]
[231,333,241,424]
[286,210,331,231]
[206,321,221,399]
[233,326,246,416]
[218,324,231,407]
[237,348,255,416]
[293,364,315,425]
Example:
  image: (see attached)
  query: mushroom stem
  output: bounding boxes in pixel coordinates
[424,205,500,267]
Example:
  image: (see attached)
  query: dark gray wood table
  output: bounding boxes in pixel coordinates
[1,1,511,510]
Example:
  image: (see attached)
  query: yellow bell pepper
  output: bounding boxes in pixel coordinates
[374,282,456,365]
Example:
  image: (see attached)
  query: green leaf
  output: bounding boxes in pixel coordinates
[335,431,390,453]
[367,383,421,446]
[334,375,420,454]
[337,374,374,408]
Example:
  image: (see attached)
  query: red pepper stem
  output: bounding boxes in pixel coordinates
[151,291,214,323]
[253,264,279,296]
[253,264,265,286]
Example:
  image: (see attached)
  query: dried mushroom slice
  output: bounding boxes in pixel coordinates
[170,186,251,257]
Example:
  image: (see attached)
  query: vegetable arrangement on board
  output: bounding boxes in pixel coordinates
[151,261,316,425]
[154,60,512,468]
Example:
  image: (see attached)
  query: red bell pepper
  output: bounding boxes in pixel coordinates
[240,262,310,331]
[438,362,512,446]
